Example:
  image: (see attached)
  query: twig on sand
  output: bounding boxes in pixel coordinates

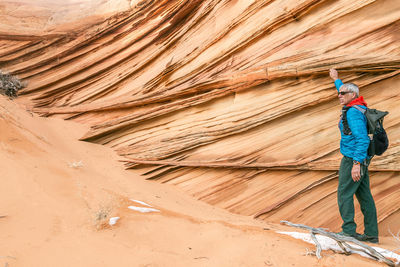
[310,232,322,259]
[303,248,316,256]
[281,220,396,267]
[389,229,400,244]
[389,229,400,253]
[336,240,351,255]
[0,216,6,219]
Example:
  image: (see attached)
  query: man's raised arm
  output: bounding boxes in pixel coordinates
[329,68,343,92]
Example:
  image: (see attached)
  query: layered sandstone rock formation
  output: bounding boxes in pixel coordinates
[1,0,400,234]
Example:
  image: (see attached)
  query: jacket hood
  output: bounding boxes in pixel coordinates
[346,96,367,107]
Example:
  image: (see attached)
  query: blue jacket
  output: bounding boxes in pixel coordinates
[335,79,370,163]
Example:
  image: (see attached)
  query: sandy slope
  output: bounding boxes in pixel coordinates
[0,96,391,266]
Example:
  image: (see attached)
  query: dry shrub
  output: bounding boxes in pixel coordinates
[0,70,26,98]
[94,205,113,230]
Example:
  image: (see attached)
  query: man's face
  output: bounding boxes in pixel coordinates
[338,86,356,106]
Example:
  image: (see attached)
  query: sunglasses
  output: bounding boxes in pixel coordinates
[338,91,352,96]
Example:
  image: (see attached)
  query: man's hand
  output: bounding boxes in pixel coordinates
[351,164,361,182]
[329,68,338,81]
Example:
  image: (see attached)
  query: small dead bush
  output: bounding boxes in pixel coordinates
[0,70,26,98]
[94,205,113,230]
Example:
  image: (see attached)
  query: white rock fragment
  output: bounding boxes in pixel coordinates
[128,206,160,213]
[130,199,152,207]
[109,217,120,226]
[68,160,84,168]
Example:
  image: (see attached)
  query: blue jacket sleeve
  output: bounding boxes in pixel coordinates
[347,107,370,163]
[334,79,343,92]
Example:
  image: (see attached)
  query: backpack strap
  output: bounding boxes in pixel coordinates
[352,105,367,114]
[341,105,367,135]
[341,106,351,135]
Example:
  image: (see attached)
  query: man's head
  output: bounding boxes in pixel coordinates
[338,83,359,105]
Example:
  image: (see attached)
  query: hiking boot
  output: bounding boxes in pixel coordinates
[336,231,362,239]
[357,234,379,244]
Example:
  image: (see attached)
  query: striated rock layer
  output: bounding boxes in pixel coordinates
[1,0,400,235]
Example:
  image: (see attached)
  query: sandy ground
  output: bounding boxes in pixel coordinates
[1,97,396,267]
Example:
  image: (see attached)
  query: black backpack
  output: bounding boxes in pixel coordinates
[351,105,389,157]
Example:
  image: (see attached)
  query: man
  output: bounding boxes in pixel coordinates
[329,68,379,243]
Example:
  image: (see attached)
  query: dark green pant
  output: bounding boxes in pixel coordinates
[337,156,378,237]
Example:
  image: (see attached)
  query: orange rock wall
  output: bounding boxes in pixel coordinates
[1,0,400,235]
